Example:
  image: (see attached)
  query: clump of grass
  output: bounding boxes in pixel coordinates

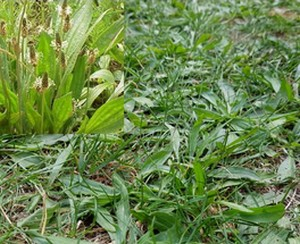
[0,133,136,243]
[0,0,124,134]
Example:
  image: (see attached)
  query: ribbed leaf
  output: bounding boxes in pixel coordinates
[58,0,93,96]
[90,69,115,84]
[52,93,73,133]
[82,96,124,134]
[65,0,93,59]
[49,142,73,184]
[58,3,111,97]
[33,236,93,244]
[70,54,87,99]
[36,32,56,79]
[224,203,285,223]
[95,17,124,55]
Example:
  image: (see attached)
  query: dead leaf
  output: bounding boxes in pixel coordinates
[269,7,299,20]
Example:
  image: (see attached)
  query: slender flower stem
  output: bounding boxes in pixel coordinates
[16,0,28,133]
[41,92,45,133]
[85,65,92,115]
[0,59,11,132]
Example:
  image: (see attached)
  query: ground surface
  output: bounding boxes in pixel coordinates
[1,0,300,243]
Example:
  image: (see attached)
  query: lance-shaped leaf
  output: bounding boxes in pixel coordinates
[52,93,73,133]
[82,96,124,134]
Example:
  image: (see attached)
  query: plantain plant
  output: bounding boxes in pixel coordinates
[0,0,124,134]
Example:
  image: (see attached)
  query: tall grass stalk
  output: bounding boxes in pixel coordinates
[16,0,28,133]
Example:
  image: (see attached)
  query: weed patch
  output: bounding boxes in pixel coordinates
[0,0,124,134]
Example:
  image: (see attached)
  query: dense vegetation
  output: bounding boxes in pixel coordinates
[126,0,300,243]
[0,0,123,134]
[0,0,299,243]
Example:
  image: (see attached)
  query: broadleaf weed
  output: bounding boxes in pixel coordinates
[0,0,124,134]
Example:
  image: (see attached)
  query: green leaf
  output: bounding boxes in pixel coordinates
[60,175,118,205]
[70,54,87,99]
[17,202,58,228]
[58,0,94,96]
[9,152,42,168]
[251,227,290,244]
[95,208,116,233]
[264,75,281,93]
[295,64,300,81]
[49,142,73,184]
[127,111,147,127]
[289,237,300,244]
[165,123,180,160]
[36,32,56,78]
[195,108,222,120]
[140,149,172,177]
[244,191,284,207]
[210,166,264,182]
[217,81,235,106]
[65,0,93,59]
[82,96,124,134]
[193,162,206,195]
[195,33,212,46]
[278,79,294,101]
[151,211,177,231]
[188,120,202,157]
[84,83,112,108]
[133,97,154,107]
[219,200,254,213]
[26,102,42,132]
[95,17,124,55]
[90,69,115,84]
[113,174,131,243]
[0,37,10,82]
[33,236,93,244]
[224,203,285,223]
[52,93,73,133]
[277,156,296,182]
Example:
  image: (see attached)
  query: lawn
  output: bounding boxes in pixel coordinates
[0,0,300,243]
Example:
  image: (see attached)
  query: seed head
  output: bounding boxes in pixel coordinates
[63,14,71,32]
[11,37,20,53]
[33,73,55,93]
[22,18,28,37]
[0,21,6,36]
[61,52,66,69]
[57,0,72,18]
[29,43,38,67]
[42,72,48,89]
[55,33,62,48]
[62,0,68,9]
[87,49,98,64]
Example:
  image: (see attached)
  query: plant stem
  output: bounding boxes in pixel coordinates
[16,0,28,133]
[41,92,45,133]
[0,60,11,132]
[85,66,92,115]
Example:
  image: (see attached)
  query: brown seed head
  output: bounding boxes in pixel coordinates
[55,33,62,49]
[60,0,72,18]
[0,21,6,36]
[42,72,48,89]
[87,49,98,64]
[62,0,68,10]
[61,52,66,69]
[29,45,37,67]
[63,15,71,32]
[22,18,28,37]
[11,37,20,53]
